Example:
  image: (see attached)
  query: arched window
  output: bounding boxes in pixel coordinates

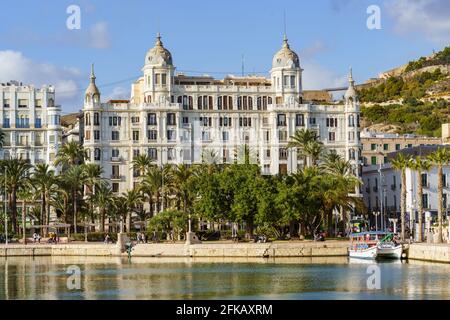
[177,96,182,104]
[198,96,203,110]
[349,115,355,127]
[209,96,213,110]
[85,113,91,125]
[188,96,193,110]
[349,149,356,160]
[228,96,233,110]
[257,97,262,110]
[248,97,253,110]
[237,97,242,110]
[218,96,222,110]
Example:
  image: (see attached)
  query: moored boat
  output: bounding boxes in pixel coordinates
[376,233,403,259]
[348,232,380,260]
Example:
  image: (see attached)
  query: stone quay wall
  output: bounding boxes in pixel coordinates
[0,242,349,258]
[407,243,450,263]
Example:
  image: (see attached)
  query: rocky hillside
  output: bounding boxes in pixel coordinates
[359,46,450,137]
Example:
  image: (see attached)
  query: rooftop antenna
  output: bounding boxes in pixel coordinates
[241,54,245,77]
[283,10,287,39]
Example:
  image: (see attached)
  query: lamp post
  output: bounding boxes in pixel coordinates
[389,218,398,236]
[4,166,7,245]
[374,211,380,232]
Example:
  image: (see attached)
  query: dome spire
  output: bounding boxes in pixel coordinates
[348,67,354,85]
[155,32,163,46]
[345,66,358,101]
[85,63,100,99]
[90,63,96,83]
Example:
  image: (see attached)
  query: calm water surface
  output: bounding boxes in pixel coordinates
[1,256,449,300]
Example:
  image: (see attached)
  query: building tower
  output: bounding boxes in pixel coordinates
[344,67,362,194]
[270,35,303,105]
[142,33,175,105]
[83,64,102,164]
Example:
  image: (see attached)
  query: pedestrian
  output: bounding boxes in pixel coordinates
[104,234,110,244]
[32,232,37,243]
[141,233,146,244]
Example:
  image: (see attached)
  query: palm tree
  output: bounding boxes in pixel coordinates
[53,177,71,224]
[54,141,86,169]
[391,152,412,241]
[65,166,87,233]
[83,164,103,194]
[288,129,323,168]
[1,159,32,233]
[131,154,154,177]
[140,166,163,217]
[91,183,114,232]
[122,188,143,232]
[427,147,450,243]
[408,156,431,242]
[171,164,194,214]
[32,164,57,233]
[109,196,128,233]
[321,150,358,233]
[0,129,5,149]
[18,186,34,244]
[83,163,104,229]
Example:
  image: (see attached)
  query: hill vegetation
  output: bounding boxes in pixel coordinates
[404,46,450,72]
[359,46,450,137]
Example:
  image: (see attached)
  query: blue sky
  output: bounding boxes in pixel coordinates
[0,0,449,113]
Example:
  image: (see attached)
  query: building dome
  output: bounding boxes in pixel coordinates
[85,64,100,98]
[272,36,300,69]
[145,33,173,66]
[345,68,358,101]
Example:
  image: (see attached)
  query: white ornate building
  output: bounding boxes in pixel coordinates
[0,81,61,167]
[83,34,361,195]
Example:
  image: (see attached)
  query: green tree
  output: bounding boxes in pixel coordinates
[131,154,154,177]
[65,165,87,233]
[122,188,143,232]
[408,156,431,242]
[391,153,412,241]
[1,159,32,233]
[427,148,450,243]
[54,141,86,168]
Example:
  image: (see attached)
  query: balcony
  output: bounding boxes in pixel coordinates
[110,174,122,181]
[110,156,122,162]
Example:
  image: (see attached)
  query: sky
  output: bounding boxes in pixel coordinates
[0,0,449,114]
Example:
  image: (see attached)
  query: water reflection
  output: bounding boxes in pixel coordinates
[1,256,450,300]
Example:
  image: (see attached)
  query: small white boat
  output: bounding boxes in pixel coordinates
[349,245,378,259]
[348,232,379,260]
[376,233,403,259]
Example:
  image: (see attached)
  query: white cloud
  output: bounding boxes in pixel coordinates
[302,60,348,91]
[0,50,82,109]
[385,0,450,45]
[301,41,328,60]
[105,86,129,101]
[88,22,111,49]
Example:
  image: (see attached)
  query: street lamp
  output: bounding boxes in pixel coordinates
[374,211,380,232]
[389,218,398,235]
[4,166,7,245]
